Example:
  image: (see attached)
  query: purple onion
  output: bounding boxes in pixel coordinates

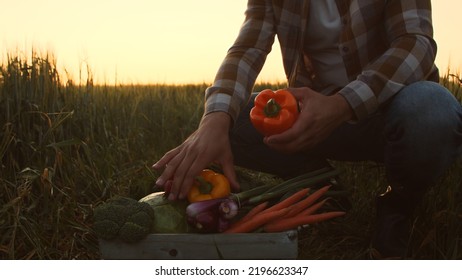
[217,217,231,233]
[186,198,227,232]
[186,198,224,218]
[218,199,239,220]
[193,211,218,233]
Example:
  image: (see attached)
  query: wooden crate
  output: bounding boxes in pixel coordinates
[99,231,298,260]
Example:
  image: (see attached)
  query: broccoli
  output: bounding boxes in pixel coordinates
[93,196,155,243]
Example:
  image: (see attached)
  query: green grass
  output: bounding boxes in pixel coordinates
[0,53,461,259]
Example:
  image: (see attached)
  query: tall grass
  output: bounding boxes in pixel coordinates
[0,53,205,259]
[0,53,461,259]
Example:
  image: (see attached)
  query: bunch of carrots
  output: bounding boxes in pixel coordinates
[224,185,346,233]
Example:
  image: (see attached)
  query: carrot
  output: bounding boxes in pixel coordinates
[229,201,269,229]
[284,185,331,217]
[224,207,289,233]
[241,201,269,221]
[295,198,329,217]
[263,211,346,233]
[260,187,310,214]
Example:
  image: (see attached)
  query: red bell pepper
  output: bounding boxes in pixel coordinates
[249,89,299,136]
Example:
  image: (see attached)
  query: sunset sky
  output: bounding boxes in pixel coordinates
[2,0,461,85]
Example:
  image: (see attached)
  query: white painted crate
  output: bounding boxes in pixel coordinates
[99,230,298,260]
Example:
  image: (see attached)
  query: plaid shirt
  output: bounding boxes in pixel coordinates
[204,0,439,122]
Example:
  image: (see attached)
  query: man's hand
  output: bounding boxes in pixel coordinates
[264,87,354,154]
[152,112,239,200]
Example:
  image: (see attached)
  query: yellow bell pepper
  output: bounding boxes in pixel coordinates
[187,169,231,203]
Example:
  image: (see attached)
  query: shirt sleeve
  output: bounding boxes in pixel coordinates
[338,0,438,121]
[204,0,276,123]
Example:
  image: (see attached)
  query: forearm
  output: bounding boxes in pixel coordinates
[205,0,276,124]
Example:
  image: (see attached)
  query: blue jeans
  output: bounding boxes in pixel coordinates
[230,81,462,193]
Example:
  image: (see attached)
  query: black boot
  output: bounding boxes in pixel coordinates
[370,186,422,259]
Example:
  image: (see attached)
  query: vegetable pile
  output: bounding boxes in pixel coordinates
[93,166,349,243]
[184,166,348,233]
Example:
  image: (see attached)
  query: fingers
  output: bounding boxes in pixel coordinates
[220,154,240,192]
[171,152,206,201]
[152,140,216,200]
[152,147,179,172]
[264,134,304,154]
[263,115,308,153]
[265,122,299,145]
[286,87,307,101]
[286,86,319,105]
[153,145,199,201]
[152,147,181,186]
[153,145,239,201]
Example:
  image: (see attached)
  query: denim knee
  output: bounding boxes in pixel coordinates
[386,81,461,130]
[383,81,462,190]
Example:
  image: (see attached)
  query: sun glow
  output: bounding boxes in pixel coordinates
[1,0,461,85]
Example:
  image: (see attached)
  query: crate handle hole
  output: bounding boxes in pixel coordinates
[169,249,178,257]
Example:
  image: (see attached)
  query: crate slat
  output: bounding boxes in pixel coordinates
[99,231,298,260]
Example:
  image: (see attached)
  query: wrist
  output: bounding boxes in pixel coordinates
[332,93,355,122]
[200,111,233,130]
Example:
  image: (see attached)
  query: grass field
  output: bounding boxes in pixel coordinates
[1,53,461,259]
